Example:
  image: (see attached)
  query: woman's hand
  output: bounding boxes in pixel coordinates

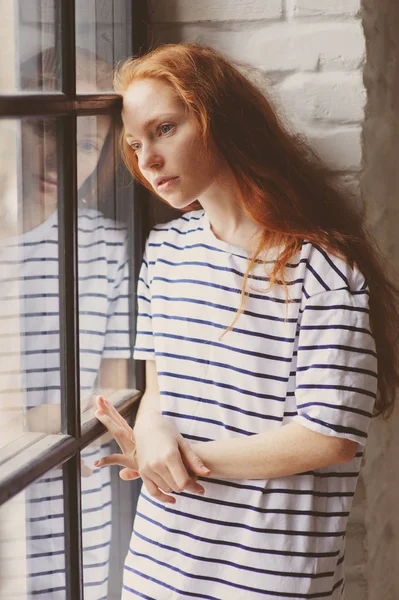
[94,396,140,481]
[94,396,211,503]
[133,410,211,504]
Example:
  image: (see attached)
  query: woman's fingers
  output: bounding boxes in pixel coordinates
[146,445,206,495]
[144,472,174,494]
[97,396,133,434]
[147,463,184,494]
[94,453,135,469]
[164,453,205,494]
[95,406,120,435]
[142,476,176,504]
[180,477,205,495]
[95,409,135,455]
[119,468,140,481]
[178,437,211,477]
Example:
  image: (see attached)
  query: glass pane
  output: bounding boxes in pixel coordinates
[76,115,132,413]
[80,440,113,599]
[81,439,140,600]
[0,117,62,449]
[0,114,133,448]
[0,1,60,93]
[75,0,133,94]
[76,115,136,599]
[0,475,66,599]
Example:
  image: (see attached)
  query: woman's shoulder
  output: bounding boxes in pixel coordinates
[147,209,204,247]
[299,240,367,297]
[78,208,127,242]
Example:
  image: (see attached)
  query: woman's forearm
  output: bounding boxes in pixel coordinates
[191,422,359,480]
[134,360,161,425]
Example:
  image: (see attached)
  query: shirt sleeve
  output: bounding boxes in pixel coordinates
[102,247,131,359]
[292,286,378,446]
[133,246,155,361]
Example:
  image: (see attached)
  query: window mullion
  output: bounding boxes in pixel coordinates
[63,455,83,600]
[58,2,83,599]
[130,0,150,391]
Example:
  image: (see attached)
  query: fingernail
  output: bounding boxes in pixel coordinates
[94,460,100,466]
[197,488,205,495]
[201,466,211,473]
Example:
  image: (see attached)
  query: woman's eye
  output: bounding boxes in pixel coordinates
[130,142,141,153]
[159,123,174,135]
[78,140,98,153]
[33,119,55,137]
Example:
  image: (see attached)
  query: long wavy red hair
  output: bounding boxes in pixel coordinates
[114,42,399,419]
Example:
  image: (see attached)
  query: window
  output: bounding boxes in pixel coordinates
[0,2,149,598]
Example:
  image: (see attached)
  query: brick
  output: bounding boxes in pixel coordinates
[149,0,282,23]
[161,22,365,72]
[306,127,362,171]
[277,72,365,124]
[296,0,361,18]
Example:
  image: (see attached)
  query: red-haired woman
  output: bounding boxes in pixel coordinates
[95,43,399,599]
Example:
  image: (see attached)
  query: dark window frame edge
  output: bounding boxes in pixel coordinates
[0,94,122,118]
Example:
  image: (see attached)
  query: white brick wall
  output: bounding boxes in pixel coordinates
[150,0,282,22]
[149,2,371,599]
[277,72,366,124]
[295,0,360,18]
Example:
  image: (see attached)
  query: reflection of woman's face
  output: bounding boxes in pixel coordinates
[21,90,110,223]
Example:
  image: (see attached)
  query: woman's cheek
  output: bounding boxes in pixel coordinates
[77,152,99,188]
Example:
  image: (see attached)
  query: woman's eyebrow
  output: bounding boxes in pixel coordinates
[125,114,177,138]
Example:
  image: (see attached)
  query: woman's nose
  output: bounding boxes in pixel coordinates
[45,149,57,172]
[139,144,163,171]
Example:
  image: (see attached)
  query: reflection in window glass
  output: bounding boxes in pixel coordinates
[81,439,141,600]
[76,114,131,408]
[81,440,113,599]
[0,0,60,93]
[76,112,132,599]
[0,117,62,449]
[76,0,132,94]
[0,478,66,600]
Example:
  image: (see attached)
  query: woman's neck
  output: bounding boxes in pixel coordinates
[199,173,262,254]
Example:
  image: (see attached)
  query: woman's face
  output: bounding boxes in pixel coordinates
[21,85,110,217]
[122,78,223,210]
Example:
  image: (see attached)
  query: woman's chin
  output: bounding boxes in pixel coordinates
[161,194,197,211]
[37,189,58,208]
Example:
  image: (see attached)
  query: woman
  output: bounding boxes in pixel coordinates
[95,43,399,599]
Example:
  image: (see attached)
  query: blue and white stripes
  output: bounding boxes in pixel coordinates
[0,208,131,599]
[126,209,377,599]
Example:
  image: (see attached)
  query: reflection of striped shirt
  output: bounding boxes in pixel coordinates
[0,208,130,600]
[125,209,377,600]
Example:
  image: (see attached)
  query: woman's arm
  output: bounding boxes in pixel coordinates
[191,422,359,480]
[134,359,163,420]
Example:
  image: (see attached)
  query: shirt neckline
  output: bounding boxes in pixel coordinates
[201,210,251,259]
[200,210,280,261]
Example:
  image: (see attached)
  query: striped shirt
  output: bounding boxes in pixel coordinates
[0,208,130,599]
[124,209,377,599]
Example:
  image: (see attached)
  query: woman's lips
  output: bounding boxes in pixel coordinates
[157,176,179,192]
[39,176,57,192]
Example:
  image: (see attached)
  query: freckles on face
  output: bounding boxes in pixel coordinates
[122,78,220,209]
